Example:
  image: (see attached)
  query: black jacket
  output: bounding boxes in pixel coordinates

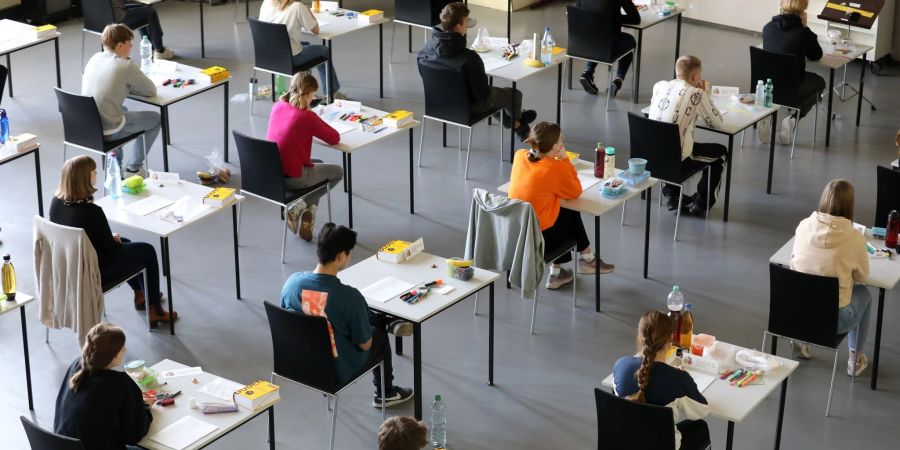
[576,0,641,34]
[417,27,491,105]
[762,14,823,74]
[54,359,152,450]
[49,197,121,269]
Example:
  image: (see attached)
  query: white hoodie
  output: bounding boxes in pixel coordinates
[790,212,869,307]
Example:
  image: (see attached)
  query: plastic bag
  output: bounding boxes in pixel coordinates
[198,150,232,185]
[472,27,492,52]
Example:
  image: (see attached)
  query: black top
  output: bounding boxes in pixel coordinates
[612,357,708,407]
[54,359,152,450]
[762,14,823,74]
[417,27,491,105]
[49,196,121,268]
[576,0,641,33]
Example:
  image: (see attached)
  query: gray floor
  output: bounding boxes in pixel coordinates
[2,1,900,449]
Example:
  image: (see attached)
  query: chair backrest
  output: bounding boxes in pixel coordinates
[627,112,684,183]
[395,0,441,27]
[247,18,296,76]
[875,165,900,228]
[232,131,289,204]
[0,64,8,104]
[54,88,107,151]
[567,5,617,63]
[264,301,340,393]
[20,416,86,450]
[418,60,474,124]
[81,0,117,34]
[594,388,675,450]
[768,263,842,348]
[749,46,804,108]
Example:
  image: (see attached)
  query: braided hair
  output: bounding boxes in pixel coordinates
[69,323,126,392]
[628,311,674,403]
[524,122,561,162]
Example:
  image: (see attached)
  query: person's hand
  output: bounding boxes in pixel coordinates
[113,233,122,244]
[142,391,156,407]
[550,145,568,160]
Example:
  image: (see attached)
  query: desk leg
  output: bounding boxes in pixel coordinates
[509,81,517,162]
[871,287,885,390]
[223,82,229,162]
[347,153,353,228]
[633,30,642,104]
[379,24,384,98]
[21,307,33,411]
[161,237,174,335]
[766,111,777,194]
[6,53,12,98]
[268,407,275,450]
[342,153,347,192]
[594,215,600,312]
[161,106,170,171]
[34,147,44,217]
[232,204,241,300]
[413,322,423,420]
[489,77,493,125]
[489,282,494,385]
[442,123,447,148]
[408,25,412,53]
[409,128,414,214]
[507,0,511,42]
[725,421,734,450]
[643,186,650,279]
[200,0,206,58]
[723,134,733,221]
[774,377,788,450]
[54,37,61,88]
[327,40,334,104]
[556,64,562,124]
[160,236,168,278]
[856,53,865,127]
[674,15,682,76]
[826,68,834,147]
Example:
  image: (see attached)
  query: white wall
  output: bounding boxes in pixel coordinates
[682,0,779,33]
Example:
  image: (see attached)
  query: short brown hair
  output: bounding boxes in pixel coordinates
[440,2,469,32]
[780,0,809,15]
[55,156,97,202]
[675,55,702,80]
[524,122,562,162]
[101,24,134,51]
[817,179,855,221]
[378,417,428,450]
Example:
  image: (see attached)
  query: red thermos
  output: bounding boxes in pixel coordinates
[887,210,900,249]
[594,142,604,178]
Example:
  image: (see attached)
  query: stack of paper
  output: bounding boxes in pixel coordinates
[360,276,415,303]
[148,416,218,450]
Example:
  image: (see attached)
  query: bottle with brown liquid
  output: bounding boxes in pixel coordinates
[679,303,694,349]
[2,254,16,301]
[312,0,320,13]
[666,286,683,346]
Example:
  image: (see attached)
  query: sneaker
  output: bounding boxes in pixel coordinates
[610,78,623,98]
[124,167,147,178]
[792,341,812,359]
[286,200,306,236]
[847,353,869,377]
[546,268,574,290]
[779,116,796,145]
[332,91,348,100]
[666,194,694,211]
[154,48,176,60]
[388,320,413,337]
[519,109,537,127]
[597,258,615,274]
[688,201,709,218]
[757,117,772,144]
[373,386,414,408]
[578,258,596,275]
[298,204,316,242]
[579,74,599,95]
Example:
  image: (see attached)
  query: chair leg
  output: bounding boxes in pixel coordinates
[812,97,820,147]
[379,362,386,421]
[498,111,504,161]
[236,201,243,244]
[605,65,613,112]
[62,143,67,163]
[281,206,288,264]
[326,185,333,222]
[473,292,479,315]
[673,184,683,241]
[571,249,578,310]
[530,289,539,335]
[826,349,838,416]
[760,332,768,353]
[81,31,86,72]
[250,69,256,116]
[389,23,396,64]
[705,167,711,222]
[620,200,627,226]
[463,127,473,180]
[458,126,462,151]
[142,270,150,328]
[328,395,339,450]
[790,110,799,159]
[740,130,745,149]
[417,119,427,167]
[45,327,49,344]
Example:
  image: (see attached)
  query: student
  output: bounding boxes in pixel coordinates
[112,0,176,59]
[281,223,414,407]
[266,72,343,242]
[761,0,825,144]
[259,0,345,99]
[417,2,536,141]
[49,156,176,326]
[82,24,160,178]
[648,55,726,217]
[790,180,871,375]
[613,311,711,450]
[575,0,641,97]
[378,416,428,450]
[507,122,613,290]
[54,323,154,450]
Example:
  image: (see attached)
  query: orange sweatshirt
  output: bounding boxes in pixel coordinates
[508,149,582,230]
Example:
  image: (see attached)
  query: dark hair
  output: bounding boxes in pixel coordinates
[316,223,357,264]
[524,122,562,162]
[629,311,674,403]
[440,2,469,31]
[378,416,428,450]
[70,323,126,392]
[817,179,855,221]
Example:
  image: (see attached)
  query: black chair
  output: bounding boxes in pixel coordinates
[417,60,504,180]
[628,113,711,241]
[81,0,149,66]
[247,18,329,114]
[264,301,384,450]
[0,64,8,104]
[875,165,900,228]
[390,0,447,60]
[20,416,85,450]
[233,131,332,263]
[566,5,635,110]
[748,46,821,157]
[765,263,856,416]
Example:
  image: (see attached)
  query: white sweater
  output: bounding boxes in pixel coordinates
[259,0,319,56]
[81,51,157,135]
[648,79,724,160]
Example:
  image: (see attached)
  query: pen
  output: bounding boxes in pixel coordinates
[424,279,443,287]
[373,127,387,134]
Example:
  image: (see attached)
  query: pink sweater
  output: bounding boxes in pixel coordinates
[266,101,340,177]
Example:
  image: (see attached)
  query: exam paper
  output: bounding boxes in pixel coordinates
[148,416,218,450]
[577,174,602,192]
[160,367,202,378]
[687,371,716,393]
[198,377,244,402]
[124,195,175,216]
[361,276,415,303]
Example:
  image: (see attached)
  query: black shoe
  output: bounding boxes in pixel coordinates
[580,74,599,95]
[515,124,531,142]
[519,109,537,127]
[688,202,708,218]
[666,194,694,211]
[610,78,623,98]
[373,386,414,408]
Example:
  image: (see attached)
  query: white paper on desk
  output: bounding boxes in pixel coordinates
[327,121,355,134]
[124,195,175,216]
[577,174,602,192]
[687,371,715,393]
[198,377,244,402]
[488,37,509,50]
[361,276,415,303]
[481,56,512,72]
[160,366,202,378]
[148,416,219,450]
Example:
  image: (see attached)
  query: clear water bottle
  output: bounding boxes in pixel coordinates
[105,151,123,198]
[540,27,554,66]
[140,35,153,74]
[755,80,765,109]
[0,108,9,144]
[667,286,684,346]
[764,78,774,108]
[431,394,447,450]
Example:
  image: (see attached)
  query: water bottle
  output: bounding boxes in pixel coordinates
[886,210,900,249]
[105,151,123,198]
[140,35,153,74]
[666,286,684,346]
[755,80,765,109]
[540,27,554,66]
[2,254,16,301]
[0,109,9,144]
[431,394,447,450]
[764,78,774,108]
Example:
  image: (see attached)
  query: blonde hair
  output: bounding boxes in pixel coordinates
[69,323,126,392]
[629,311,674,403]
[378,417,428,450]
[280,72,319,110]
[817,179,855,221]
[101,24,134,51]
[55,156,97,202]
[523,122,561,162]
[675,55,702,81]
[271,0,294,11]
[780,0,809,15]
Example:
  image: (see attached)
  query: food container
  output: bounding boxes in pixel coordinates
[692,333,716,356]
[446,258,475,281]
[627,158,647,175]
[125,360,159,389]
[600,177,627,198]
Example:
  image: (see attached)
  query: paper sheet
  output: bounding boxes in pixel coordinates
[577,174,602,192]
[124,195,175,216]
[687,371,716,393]
[160,367,202,378]
[327,120,356,134]
[148,416,219,450]
[481,55,512,72]
[360,276,415,303]
[198,377,244,402]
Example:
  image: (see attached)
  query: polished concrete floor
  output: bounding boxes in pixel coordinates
[1,1,899,449]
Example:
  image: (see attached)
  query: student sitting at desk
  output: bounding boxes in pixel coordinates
[613,311,711,450]
[259,0,345,99]
[55,323,154,450]
[267,72,343,242]
[508,122,613,290]
[378,416,428,450]
[281,223,414,407]
[417,2,536,141]
[760,0,825,144]
[648,55,726,217]
[49,156,176,326]
[575,0,641,97]
[790,180,872,376]
[113,0,176,60]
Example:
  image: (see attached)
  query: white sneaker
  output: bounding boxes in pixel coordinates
[154,48,176,60]
[756,117,772,144]
[792,341,812,359]
[123,167,147,178]
[779,116,796,145]
[848,353,869,377]
[545,268,574,290]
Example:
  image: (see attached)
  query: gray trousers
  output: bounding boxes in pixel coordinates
[284,159,343,205]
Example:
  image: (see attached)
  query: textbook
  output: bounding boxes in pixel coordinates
[33,24,57,39]
[234,380,280,410]
[358,9,384,24]
[202,187,235,207]
[377,238,424,263]
[383,110,413,128]
[200,66,230,84]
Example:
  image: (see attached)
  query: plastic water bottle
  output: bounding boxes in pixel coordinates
[140,35,153,74]
[431,394,447,450]
[667,286,684,346]
[105,151,123,198]
[764,78,774,108]
[540,27,554,66]
[755,80,765,109]
[0,109,9,144]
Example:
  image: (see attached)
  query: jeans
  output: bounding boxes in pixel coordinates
[294,42,341,95]
[583,32,636,81]
[662,143,728,210]
[284,159,343,206]
[471,86,524,127]
[122,4,166,51]
[838,285,873,353]
[105,108,161,171]
[541,208,591,264]
[100,238,161,306]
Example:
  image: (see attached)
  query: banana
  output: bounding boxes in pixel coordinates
[524,58,544,68]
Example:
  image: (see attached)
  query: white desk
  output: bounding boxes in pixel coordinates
[339,252,500,420]
[816,42,874,147]
[96,181,243,334]
[128,63,231,171]
[769,230,900,390]
[601,341,799,450]
[622,7,684,103]
[499,163,657,311]
[0,19,61,98]
[0,293,34,410]
[313,104,419,228]
[0,143,42,216]
[137,359,277,450]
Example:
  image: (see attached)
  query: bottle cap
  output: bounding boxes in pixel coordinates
[596,142,603,148]
[605,147,615,155]
[2,254,9,261]
[434,394,442,401]
[0,108,6,117]
[672,285,680,291]
[685,303,691,309]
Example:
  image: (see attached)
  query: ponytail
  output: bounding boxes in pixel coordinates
[628,311,674,403]
[524,121,561,162]
[280,72,319,110]
[70,323,126,392]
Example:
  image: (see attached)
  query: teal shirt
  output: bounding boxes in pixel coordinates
[280,272,372,384]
